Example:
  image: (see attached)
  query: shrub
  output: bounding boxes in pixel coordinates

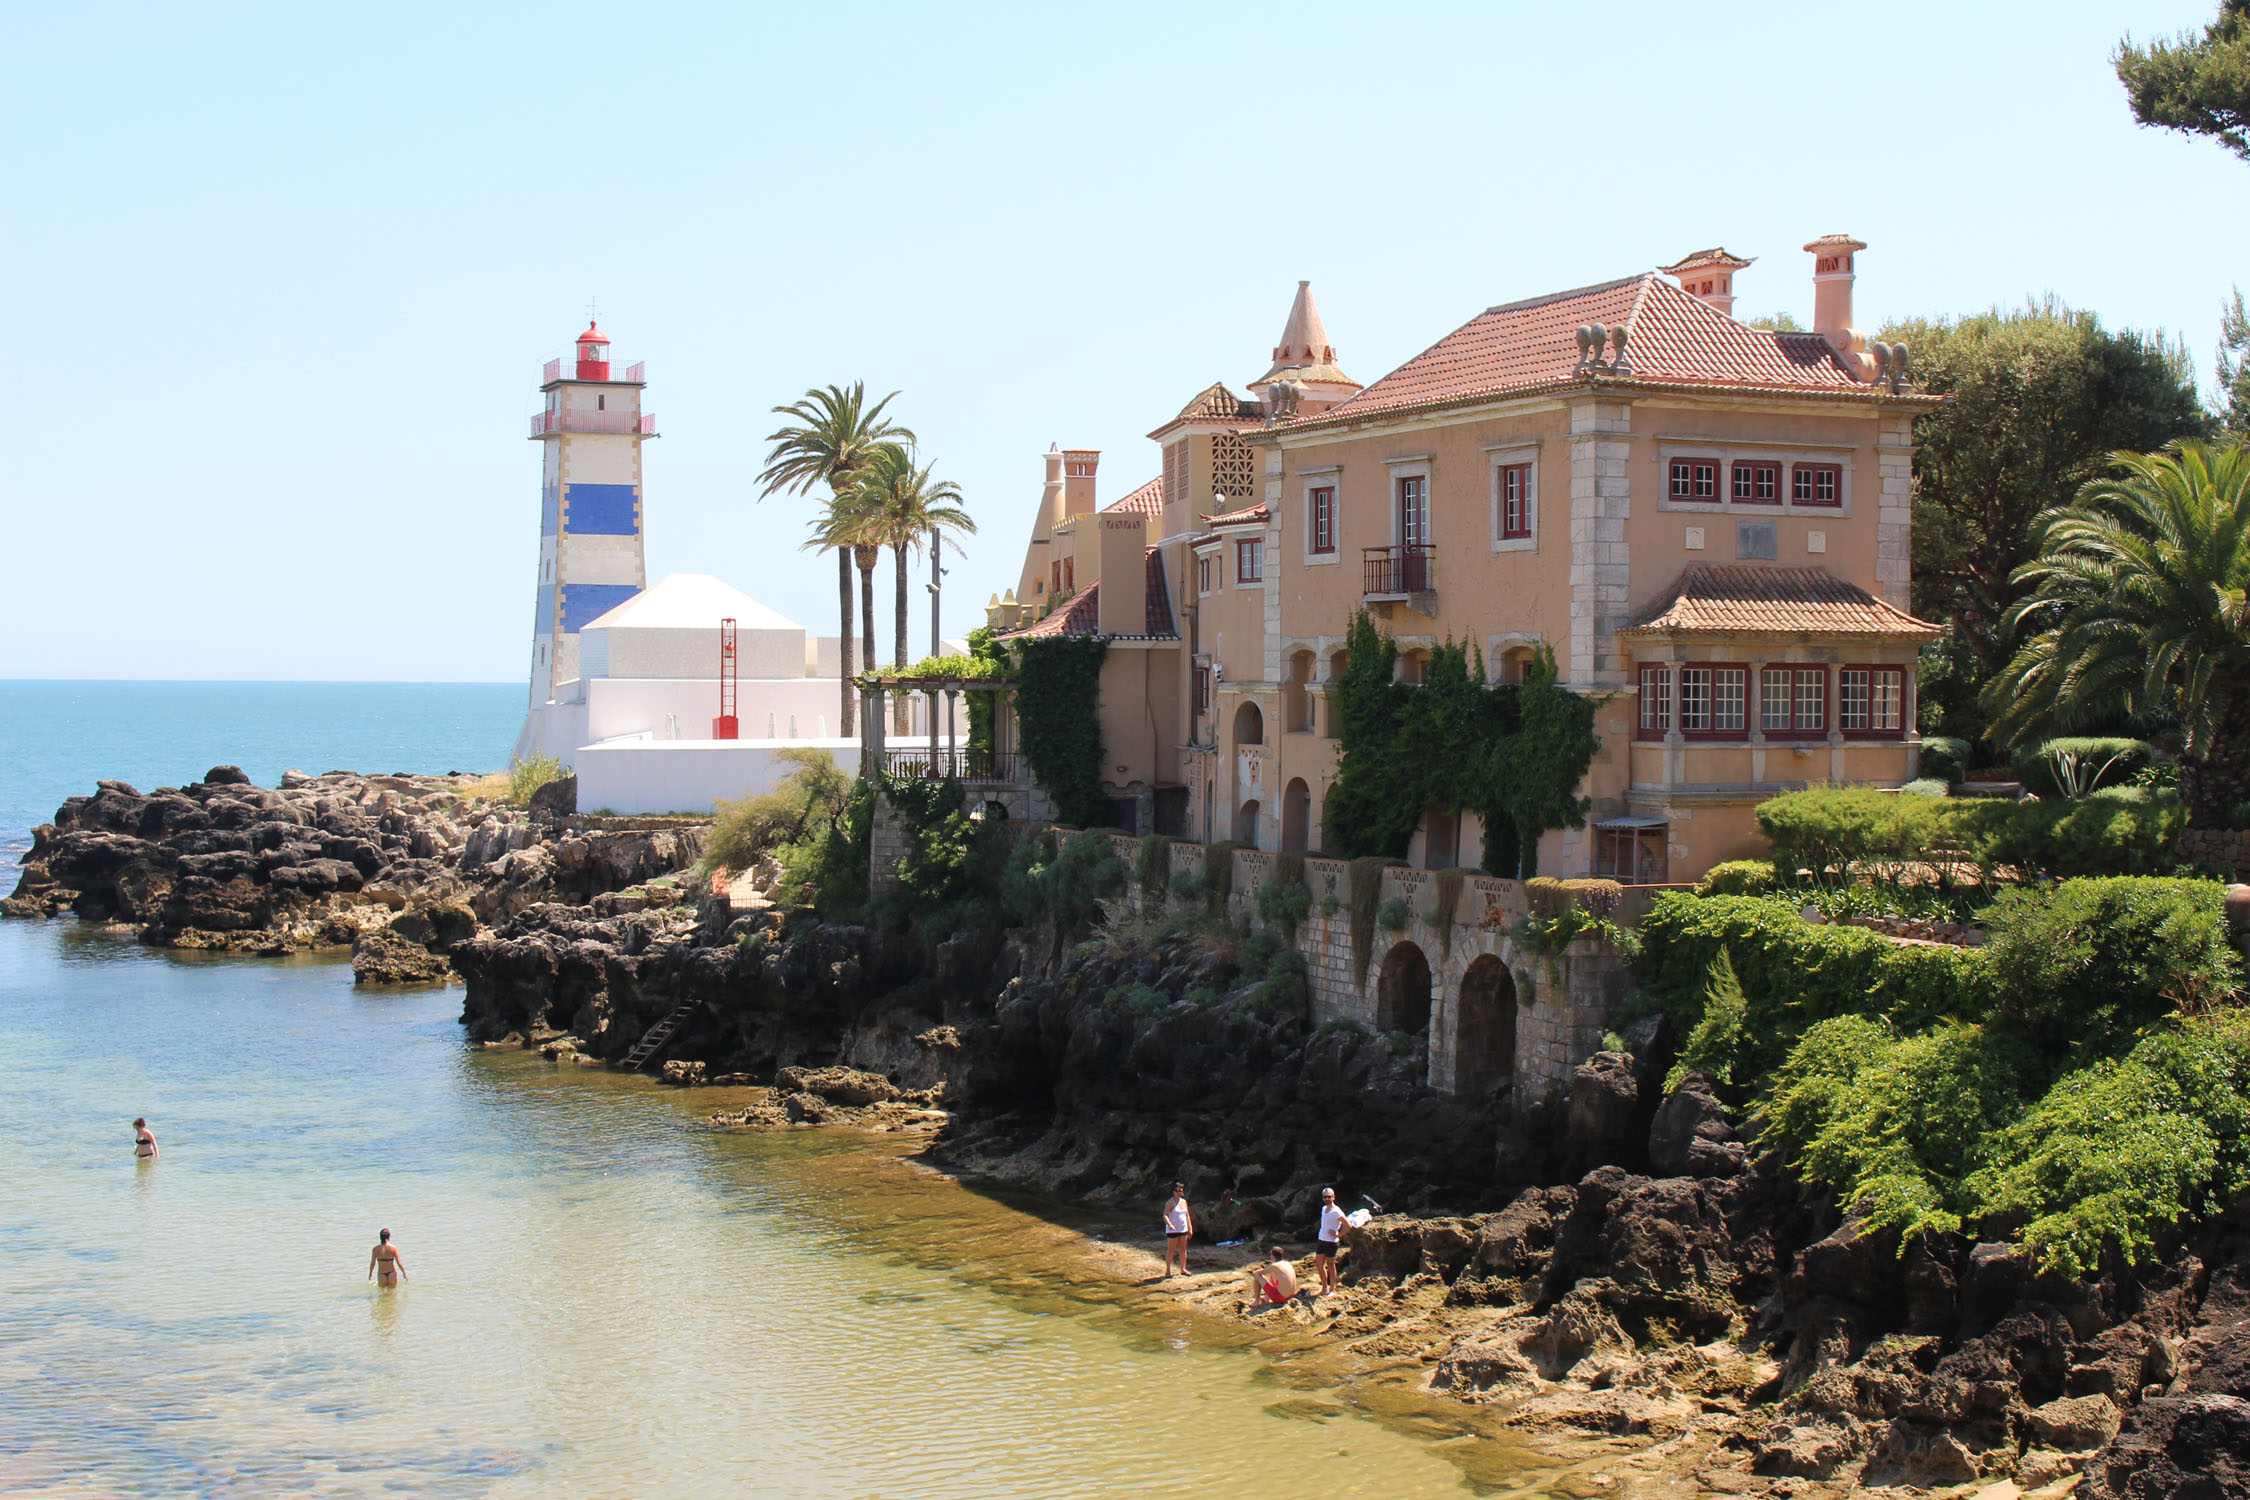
[1696,860,1779,898]
[506,753,567,807]
[1665,949,1748,1091]
[1256,874,1312,938]
[699,749,855,880]
[1756,785,1943,882]
[1003,828,1125,948]
[1979,877,2240,1057]
[1134,835,1172,898]
[1900,779,1951,798]
[1756,782,2183,884]
[1525,877,1625,916]
[1638,893,1992,1081]
[1106,982,1171,1017]
[1375,896,1410,932]
[1919,735,1973,785]
[1967,1011,2250,1277]
[1991,786,2187,878]
[1761,1016,2040,1245]
[2014,737,2156,799]
[1241,928,1284,975]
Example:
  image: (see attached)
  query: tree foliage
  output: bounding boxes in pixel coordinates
[1986,440,2250,821]
[2117,2,2250,161]
[1011,634,1111,829]
[1882,304,2209,679]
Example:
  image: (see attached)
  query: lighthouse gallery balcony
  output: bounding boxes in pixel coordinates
[529,410,659,438]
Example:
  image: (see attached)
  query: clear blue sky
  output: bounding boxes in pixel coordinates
[5,1,2243,682]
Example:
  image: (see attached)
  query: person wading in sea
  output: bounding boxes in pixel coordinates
[132,1118,157,1161]
[1161,1182,1194,1277]
[1315,1187,1347,1296]
[368,1229,408,1288]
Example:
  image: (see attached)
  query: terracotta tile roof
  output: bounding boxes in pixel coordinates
[1207,502,1270,528]
[995,548,1179,641]
[1312,274,1868,422]
[1619,565,1941,639]
[1101,474,1163,515]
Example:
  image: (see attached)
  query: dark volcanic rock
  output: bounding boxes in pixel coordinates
[352,926,450,985]
[1646,1072,1748,1177]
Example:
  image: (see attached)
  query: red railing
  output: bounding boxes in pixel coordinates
[1363,544,1434,596]
[884,747,1019,782]
[529,410,658,437]
[541,358,647,385]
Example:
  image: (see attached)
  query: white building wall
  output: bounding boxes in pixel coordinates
[573,740,853,817]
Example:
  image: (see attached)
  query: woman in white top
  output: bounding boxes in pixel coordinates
[1315,1188,1348,1295]
[1161,1183,1194,1278]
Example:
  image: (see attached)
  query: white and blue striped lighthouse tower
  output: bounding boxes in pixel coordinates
[524,321,656,710]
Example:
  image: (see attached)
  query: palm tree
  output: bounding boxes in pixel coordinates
[756,384,914,738]
[1985,439,2250,824]
[846,443,975,677]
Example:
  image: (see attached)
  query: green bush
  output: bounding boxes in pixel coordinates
[1762,1016,2041,1245]
[699,748,855,880]
[1695,860,1780,898]
[1165,869,1208,905]
[1989,786,2187,878]
[1900,779,1951,798]
[1765,1010,2250,1279]
[1638,893,1992,1082]
[1376,895,1410,932]
[1002,828,1125,944]
[1665,949,1749,1091]
[1756,783,2183,884]
[1255,875,1312,937]
[2014,737,2156,799]
[1134,835,1172,898]
[506,753,567,807]
[1757,785,1942,882]
[1978,876,2240,1057]
[1967,1012,2250,1277]
[1919,736,1973,785]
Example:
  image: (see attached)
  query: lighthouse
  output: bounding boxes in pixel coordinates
[524,321,657,709]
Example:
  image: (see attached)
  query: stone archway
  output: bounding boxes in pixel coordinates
[1234,798,1262,846]
[1233,700,1265,747]
[1454,953,1518,1094]
[1377,941,1433,1034]
[1281,777,1311,852]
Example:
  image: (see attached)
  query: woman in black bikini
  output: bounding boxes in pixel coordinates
[132,1118,157,1161]
[368,1229,407,1288]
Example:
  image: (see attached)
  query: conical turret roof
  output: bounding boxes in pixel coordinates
[1256,281,1356,388]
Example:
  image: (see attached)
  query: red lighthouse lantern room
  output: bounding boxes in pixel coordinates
[574,322,611,381]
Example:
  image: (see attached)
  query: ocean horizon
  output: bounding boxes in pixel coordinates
[0,680,524,866]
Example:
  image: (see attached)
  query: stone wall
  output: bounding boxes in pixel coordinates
[1098,834,1631,1106]
[2179,827,2250,880]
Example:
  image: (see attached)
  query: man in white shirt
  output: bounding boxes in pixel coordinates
[1315,1187,1347,1295]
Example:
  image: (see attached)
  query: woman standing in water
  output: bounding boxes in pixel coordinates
[132,1118,157,1160]
[368,1229,407,1287]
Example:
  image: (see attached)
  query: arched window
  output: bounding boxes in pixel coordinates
[1233,700,1264,748]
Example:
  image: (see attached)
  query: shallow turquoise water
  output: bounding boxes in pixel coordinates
[0,921,1511,1498]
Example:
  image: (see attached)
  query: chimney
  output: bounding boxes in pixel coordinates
[1063,448,1099,517]
[1659,248,1754,317]
[1804,235,1867,353]
[1040,443,1065,528]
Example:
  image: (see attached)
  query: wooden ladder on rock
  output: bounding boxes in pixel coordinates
[620,1000,698,1072]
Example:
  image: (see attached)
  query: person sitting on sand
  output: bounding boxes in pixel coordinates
[368,1229,407,1288]
[1315,1187,1347,1296]
[1162,1183,1194,1277]
[132,1118,157,1160]
[1246,1244,1301,1311]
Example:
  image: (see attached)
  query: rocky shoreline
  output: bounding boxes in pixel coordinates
[10,769,2245,1498]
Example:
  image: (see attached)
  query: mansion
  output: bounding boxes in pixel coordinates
[985,240,1941,884]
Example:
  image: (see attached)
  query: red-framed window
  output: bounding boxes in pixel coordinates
[1679,664,1748,735]
[1309,486,1336,554]
[1791,463,1842,507]
[1499,463,1532,538]
[1637,664,1672,738]
[1236,538,1264,583]
[1397,475,1429,546]
[1761,666,1828,734]
[1838,666,1905,736]
[1669,458,1720,502]
[1732,461,1781,505]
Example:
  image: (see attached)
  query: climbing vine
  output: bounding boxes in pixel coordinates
[1010,634,1111,828]
[1323,611,1599,880]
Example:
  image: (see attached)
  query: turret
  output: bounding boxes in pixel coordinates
[575,321,611,381]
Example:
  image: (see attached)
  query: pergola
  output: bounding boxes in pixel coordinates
[856,673,1020,783]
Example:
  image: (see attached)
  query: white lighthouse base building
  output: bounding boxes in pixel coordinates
[513,572,954,815]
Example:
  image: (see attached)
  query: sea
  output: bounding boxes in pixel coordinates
[0,682,1527,1497]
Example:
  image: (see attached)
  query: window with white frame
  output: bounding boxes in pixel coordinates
[1308,485,1336,554]
[1638,665,1672,737]
[1396,474,1429,547]
[1791,463,1843,507]
[1669,457,1720,502]
[1498,463,1531,539]
[1762,666,1829,734]
[1679,664,1747,735]
[1838,666,1904,735]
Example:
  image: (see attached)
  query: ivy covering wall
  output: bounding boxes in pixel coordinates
[1323,611,1598,879]
[1011,634,1111,828]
